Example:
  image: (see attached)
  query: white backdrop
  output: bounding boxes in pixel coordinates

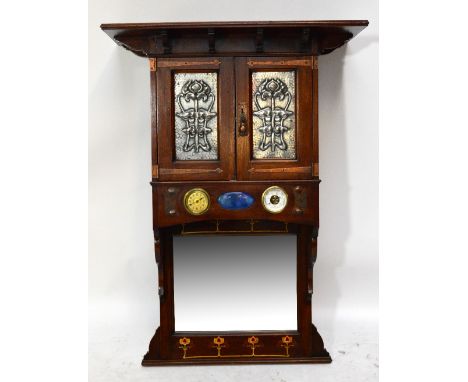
[89,1,378,381]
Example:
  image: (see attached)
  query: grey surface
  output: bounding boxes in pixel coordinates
[173,235,297,331]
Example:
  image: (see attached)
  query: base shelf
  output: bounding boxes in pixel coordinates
[142,354,332,366]
[142,325,331,366]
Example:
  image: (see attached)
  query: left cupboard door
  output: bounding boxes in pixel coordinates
[156,58,235,181]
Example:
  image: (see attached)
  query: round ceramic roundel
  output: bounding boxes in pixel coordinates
[183,188,210,215]
[261,186,288,214]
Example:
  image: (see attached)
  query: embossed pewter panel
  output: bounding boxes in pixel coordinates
[252,71,296,160]
[174,72,218,160]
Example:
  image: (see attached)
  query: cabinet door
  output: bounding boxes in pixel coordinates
[157,58,235,181]
[235,57,315,181]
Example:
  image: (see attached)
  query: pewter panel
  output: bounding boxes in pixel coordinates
[174,72,218,160]
[251,71,296,160]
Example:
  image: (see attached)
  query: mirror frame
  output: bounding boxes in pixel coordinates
[143,222,331,365]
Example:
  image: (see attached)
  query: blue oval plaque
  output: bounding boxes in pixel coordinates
[217,192,254,210]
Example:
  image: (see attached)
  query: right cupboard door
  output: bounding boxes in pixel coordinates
[235,57,316,181]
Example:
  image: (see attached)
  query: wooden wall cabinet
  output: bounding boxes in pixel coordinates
[101,20,368,366]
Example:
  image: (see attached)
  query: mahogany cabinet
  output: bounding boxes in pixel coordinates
[101,20,368,366]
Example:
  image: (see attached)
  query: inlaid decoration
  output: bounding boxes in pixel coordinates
[174,72,218,160]
[178,335,294,359]
[252,71,296,160]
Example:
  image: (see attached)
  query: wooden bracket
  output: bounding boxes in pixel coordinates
[301,28,311,52]
[154,230,161,264]
[255,28,264,53]
[208,28,216,53]
[160,30,171,54]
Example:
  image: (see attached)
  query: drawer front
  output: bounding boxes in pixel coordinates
[153,180,319,228]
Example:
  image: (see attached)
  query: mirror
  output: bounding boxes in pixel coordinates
[173,235,297,331]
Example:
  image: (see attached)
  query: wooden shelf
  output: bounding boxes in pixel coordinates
[101,20,368,57]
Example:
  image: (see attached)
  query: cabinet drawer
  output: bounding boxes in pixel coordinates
[152,180,319,228]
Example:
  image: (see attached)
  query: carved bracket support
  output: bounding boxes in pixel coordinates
[255,28,264,53]
[307,226,319,300]
[160,30,171,54]
[208,28,216,53]
[300,27,310,52]
[154,229,165,301]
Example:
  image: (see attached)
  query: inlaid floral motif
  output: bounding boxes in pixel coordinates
[177,334,293,359]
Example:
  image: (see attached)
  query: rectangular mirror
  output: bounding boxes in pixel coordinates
[173,235,297,331]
